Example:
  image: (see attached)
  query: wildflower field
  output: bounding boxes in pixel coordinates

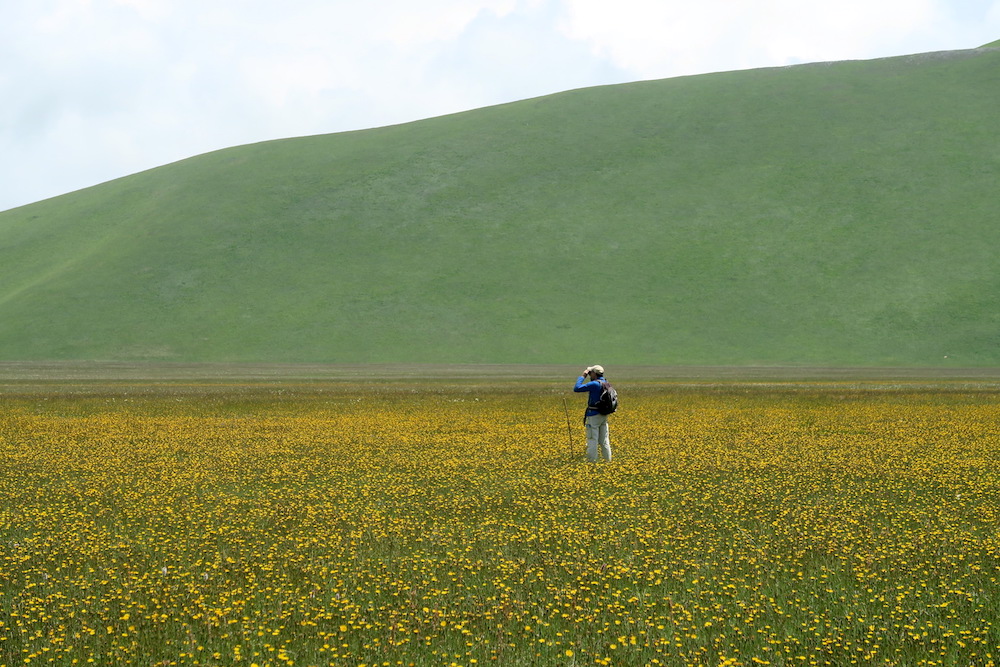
[2,381,1000,666]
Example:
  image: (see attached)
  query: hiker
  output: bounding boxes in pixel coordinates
[574,365,614,462]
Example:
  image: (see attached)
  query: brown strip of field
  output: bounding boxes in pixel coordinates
[1,361,999,393]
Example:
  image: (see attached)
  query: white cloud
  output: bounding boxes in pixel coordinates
[555,0,961,79]
[374,0,522,46]
[2,0,998,212]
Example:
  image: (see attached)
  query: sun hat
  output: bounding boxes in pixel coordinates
[591,365,605,375]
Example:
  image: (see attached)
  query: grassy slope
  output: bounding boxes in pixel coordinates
[1,47,999,366]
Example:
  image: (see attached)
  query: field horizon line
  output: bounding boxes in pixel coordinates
[1,360,999,386]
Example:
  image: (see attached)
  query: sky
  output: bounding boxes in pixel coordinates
[3,0,999,213]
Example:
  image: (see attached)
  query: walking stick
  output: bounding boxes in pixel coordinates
[562,397,574,460]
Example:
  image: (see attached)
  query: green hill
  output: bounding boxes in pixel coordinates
[2,46,999,366]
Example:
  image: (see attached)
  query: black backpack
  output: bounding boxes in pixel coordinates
[590,380,619,415]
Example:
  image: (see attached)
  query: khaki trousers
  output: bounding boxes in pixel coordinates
[584,413,612,462]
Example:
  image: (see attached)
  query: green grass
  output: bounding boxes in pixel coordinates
[1,47,999,365]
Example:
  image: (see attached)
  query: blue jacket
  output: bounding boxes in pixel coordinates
[574,375,605,417]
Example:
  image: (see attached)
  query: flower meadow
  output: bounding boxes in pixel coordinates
[2,382,1000,666]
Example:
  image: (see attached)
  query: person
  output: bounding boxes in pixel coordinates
[573,365,612,462]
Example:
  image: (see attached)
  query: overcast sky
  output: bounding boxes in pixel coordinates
[3,0,999,213]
